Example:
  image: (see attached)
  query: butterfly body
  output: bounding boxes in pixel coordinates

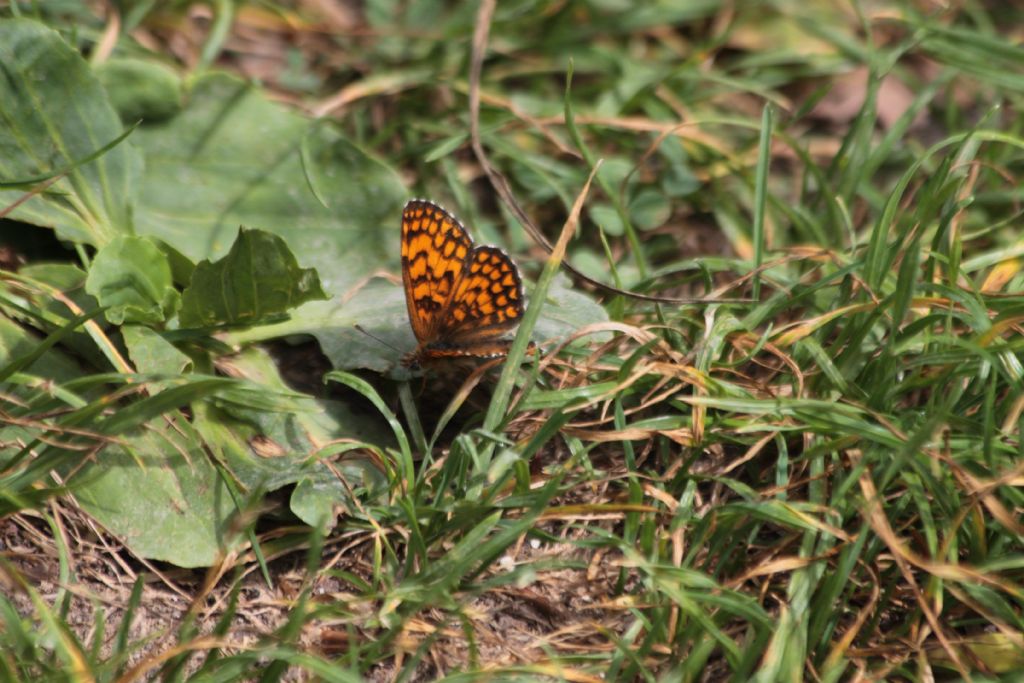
[400,199,527,368]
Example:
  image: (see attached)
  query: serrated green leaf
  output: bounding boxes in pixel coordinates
[178,228,327,328]
[85,235,179,325]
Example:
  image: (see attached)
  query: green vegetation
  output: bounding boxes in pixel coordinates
[2,1,1023,680]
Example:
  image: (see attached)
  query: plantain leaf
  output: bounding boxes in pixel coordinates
[132,72,405,292]
[226,273,609,374]
[73,413,241,568]
[0,18,141,245]
[179,227,328,328]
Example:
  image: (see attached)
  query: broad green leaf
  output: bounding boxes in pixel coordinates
[594,157,636,191]
[254,280,409,374]
[193,347,388,529]
[179,227,327,328]
[95,57,183,124]
[532,273,611,345]
[226,273,609,374]
[0,18,140,245]
[132,73,405,292]
[589,202,624,236]
[85,235,179,325]
[630,189,672,231]
[290,472,364,531]
[73,414,240,568]
[658,136,700,198]
[122,325,192,374]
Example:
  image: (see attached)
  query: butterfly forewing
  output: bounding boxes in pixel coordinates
[401,200,473,341]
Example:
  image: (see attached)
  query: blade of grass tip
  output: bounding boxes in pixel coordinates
[44,510,73,619]
[113,575,146,677]
[121,0,158,33]
[325,370,415,494]
[197,0,235,71]
[214,465,272,588]
[482,161,603,444]
[89,603,105,663]
[752,104,774,301]
[983,372,996,467]
[397,382,428,457]
[863,131,969,289]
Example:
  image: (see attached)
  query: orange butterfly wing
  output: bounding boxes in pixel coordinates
[400,199,526,366]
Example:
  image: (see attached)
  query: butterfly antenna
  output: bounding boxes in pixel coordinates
[354,324,403,355]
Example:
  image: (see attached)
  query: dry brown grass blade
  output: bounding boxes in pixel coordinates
[980,257,1022,292]
[93,3,120,64]
[0,174,66,220]
[562,426,693,445]
[854,452,972,679]
[114,635,233,683]
[823,559,882,671]
[2,273,135,375]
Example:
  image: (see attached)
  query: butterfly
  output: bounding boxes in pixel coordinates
[400,199,527,368]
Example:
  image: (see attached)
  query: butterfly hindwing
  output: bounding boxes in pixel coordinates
[442,246,525,343]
